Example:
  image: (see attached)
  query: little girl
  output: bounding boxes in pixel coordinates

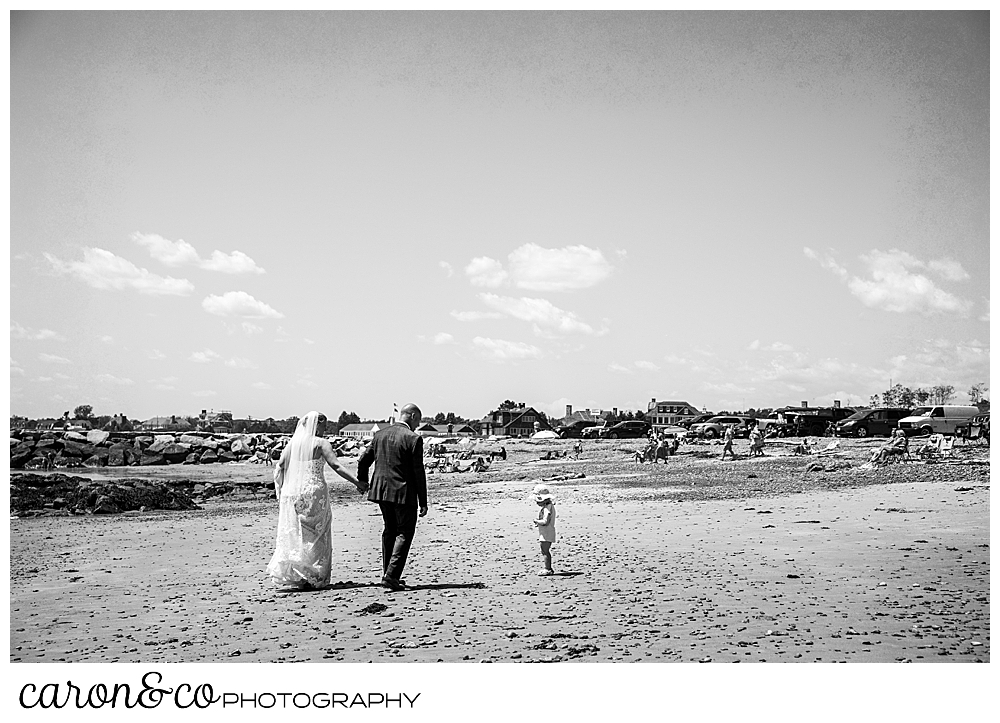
[532,484,556,576]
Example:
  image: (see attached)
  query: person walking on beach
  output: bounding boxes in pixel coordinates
[721,423,737,461]
[357,403,428,591]
[532,484,556,576]
[266,411,367,591]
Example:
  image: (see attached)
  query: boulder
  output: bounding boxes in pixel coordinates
[35,438,60,451]
[139,453,166,466]
[160,443,191,463]
[107,443,132,466]
[83,455,107,467]
[64,431,89,443]
[199,449,218,464]
[86,430,110,446]
[184,453,199,464]
[200,438,220,450]
[231,437,251,455]
[146,439,172,454]
[154,434,176,446]
[61,441,96,458]
[179,434,203,447]
[217,450,237,463]
[135,436,154,449]
[92,495,121,514]
[10,444,35,469]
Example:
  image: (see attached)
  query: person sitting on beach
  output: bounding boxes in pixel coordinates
[532,484,556,576]
[876,429,910,464]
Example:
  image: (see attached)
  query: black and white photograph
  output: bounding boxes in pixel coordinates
[7,7,991,717]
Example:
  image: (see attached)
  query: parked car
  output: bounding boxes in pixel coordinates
[598,420,652,439]
[775,406,856,437]
[897,405,979,437]
[554,419,599,438]
[690,415,753,439]
[581,425,606,439]
[834,408,912,438]
[678,413,716,429]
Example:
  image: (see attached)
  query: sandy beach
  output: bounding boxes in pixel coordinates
[10,438,990,663]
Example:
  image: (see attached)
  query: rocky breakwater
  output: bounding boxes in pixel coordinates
[9,429,288,470]
[10,473,202,517]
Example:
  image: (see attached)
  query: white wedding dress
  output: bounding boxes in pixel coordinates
[266,457,333,589]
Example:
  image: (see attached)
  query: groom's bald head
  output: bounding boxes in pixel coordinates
[399,403,422,430]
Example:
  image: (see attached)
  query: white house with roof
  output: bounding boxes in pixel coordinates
[338,422,392,441]
[645,399,704,427]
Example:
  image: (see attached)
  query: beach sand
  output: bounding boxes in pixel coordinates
[9,439,990,663]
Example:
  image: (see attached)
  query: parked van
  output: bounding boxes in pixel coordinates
[896,405,979,436]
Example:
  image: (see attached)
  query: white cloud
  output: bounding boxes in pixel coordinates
[769,342,794,352]
[508,244,614,291]
[54,373,70,380]
[927,258,970,282]
[303,338,316,345]
[202,291,284,319]
[95,373,135,385]
[100,335,114,343]
[225,357,258,369]
[296,378,319,388]
[132,233,265,274]
[608,362,633,374]
[615,248,628,258]
[439,261,454,277]
[189,349,219,363]
[252,382,272,390]
[34,376,53,383]
[432,332,456,345]
[11,358,25,375]
[807,247,973,315]
[243,322,265,335]
[39,353,71,364]
[45,248,194,296]
[450,310,504,321]
[472,337,543,362]
[465,257,509,288]
[478,293,605,336]
[192,390,218,397]
[634,360,661,372]
[747,339,760,350]
[11,322,64,341]
[149,349,166,360]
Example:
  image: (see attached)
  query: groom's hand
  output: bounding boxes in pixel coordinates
[419,505,428,517]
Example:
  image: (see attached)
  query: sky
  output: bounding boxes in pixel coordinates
[9,11,991,423]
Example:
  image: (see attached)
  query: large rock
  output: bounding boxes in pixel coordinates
[83,455,107,467]
[107,443,130,466]
[135,436,154,449]
[217,450,237,463]
[92,495,120,514]
[199,449,219,464]
[139,453,166,466]
[231,437,251,455]
[146,439,172,454]
[64,431,89,443]
[61,441,96,458]
[179,434,204,447]
[184,453,199,464]
[154,434,176,446]
[200,438,220,450]
[10,445,35,469]
[86,430,110,446]
[161,443,191,463]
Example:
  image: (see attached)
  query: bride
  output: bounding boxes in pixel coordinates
[266,411,367,590]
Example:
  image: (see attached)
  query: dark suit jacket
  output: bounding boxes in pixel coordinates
[358,423,427,509]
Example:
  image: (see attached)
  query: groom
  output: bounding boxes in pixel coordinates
[357,403,428,591]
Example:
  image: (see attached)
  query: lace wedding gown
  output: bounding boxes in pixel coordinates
[266,458,333,589]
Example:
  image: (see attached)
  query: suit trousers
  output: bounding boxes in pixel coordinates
[378,502,418,582]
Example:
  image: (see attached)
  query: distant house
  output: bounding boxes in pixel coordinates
[197,409,233,433]
[479,404,550,437]
[645,399,703,427]
[139,415,194,432]
[415,423,476,437]
[339,422,392,441]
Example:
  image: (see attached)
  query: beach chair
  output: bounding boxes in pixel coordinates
[939,436,955,458]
